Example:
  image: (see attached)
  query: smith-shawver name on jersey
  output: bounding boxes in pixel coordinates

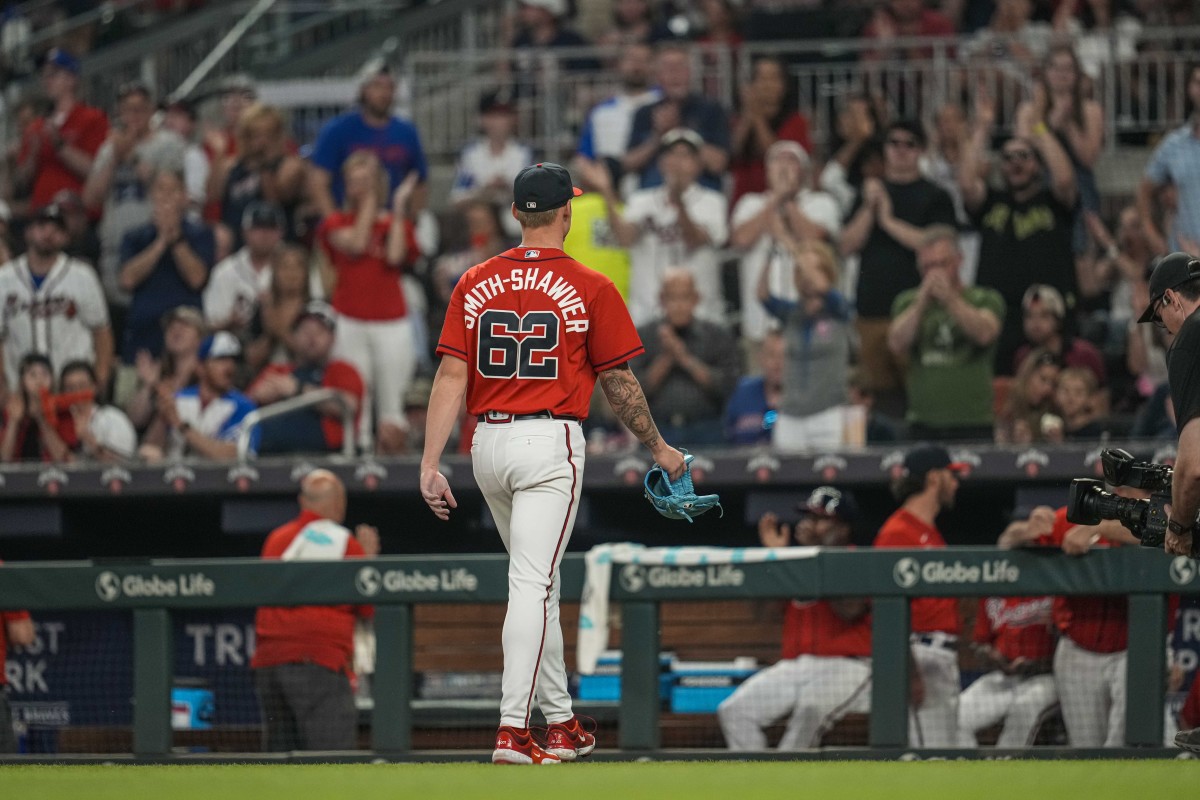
[461,265,589,333]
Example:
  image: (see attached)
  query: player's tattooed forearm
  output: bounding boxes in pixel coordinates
[600,367,661,451]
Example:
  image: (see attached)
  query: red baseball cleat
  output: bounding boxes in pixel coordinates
[545,716,596,761]
[492,725,561,765]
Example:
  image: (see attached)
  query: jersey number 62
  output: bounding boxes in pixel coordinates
[477,309,560,380]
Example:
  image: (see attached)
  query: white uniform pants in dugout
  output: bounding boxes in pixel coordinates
[472,418,586,728]
[910,641,960,747]
[957,671,1058,747]
[1053,636,1126,747]
[717,655,872,749]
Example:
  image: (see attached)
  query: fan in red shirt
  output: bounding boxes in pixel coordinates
[14,49,108,211]
[251,469,378,752]
[718,486,872,751]
[1,557,35,754]
[246,301,365,454]
[420,162,686,765]
[316,150,420,454]
[874,444,968,747]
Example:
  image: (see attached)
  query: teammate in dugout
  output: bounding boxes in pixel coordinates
[958,512,1061,748]
[717,486,873,750]
[420,162,687,765]
[875,444,967,747]
[1135,251,1200,753]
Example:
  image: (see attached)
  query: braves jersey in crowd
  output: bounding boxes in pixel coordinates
[316,212,417,321]
[0,254,109,390]
[437,247,644,419]
[973,596,1056,663]
[874,508,960,635]
[169,386,259,458]
[202,249,272,328]
[252,511,373,674]
[780,599,872,659]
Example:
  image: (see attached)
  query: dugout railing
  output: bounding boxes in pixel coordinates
[0,547,1193,758]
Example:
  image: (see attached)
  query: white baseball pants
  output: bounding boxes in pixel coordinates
[472,418,585,729]
[717,655,872,750]
[957,671,1058,747]
[909,643,960,747]
[331,314,416,449]
[1053,636,1126,747]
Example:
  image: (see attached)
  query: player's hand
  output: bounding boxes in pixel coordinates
[421,466,457,521]
[1062,525,1099,556]
[1164,506,1194,555]
[355,524,381,557]
[652,445,687,482]
[757,512,791,548]
[1026,505,1056,540]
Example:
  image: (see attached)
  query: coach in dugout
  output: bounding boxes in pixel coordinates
[1135,250,1200,753]
[251,469,379,751]
[1,558,34,753]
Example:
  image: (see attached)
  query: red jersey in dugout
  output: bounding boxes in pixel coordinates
[1037,506,1128,653]
[780,599,872,659]
[973,596,1056,663]
[251,510,373,674]
[437,247,644,419]
[874,508,960,635]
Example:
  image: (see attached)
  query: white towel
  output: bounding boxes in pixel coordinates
[576,544,820,674]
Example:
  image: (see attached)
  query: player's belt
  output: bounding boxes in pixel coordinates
[478,411,581,424]
[910,632,958,651]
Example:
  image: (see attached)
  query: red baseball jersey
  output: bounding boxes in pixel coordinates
[973,596,1056,663]
[1,559,32,687]
[437,246,644,419]
[1037,507,1128,653]
[316,211,417,321]
[251,510,372,674]
[874,508,960,635]
[19,104,109,208]
[781,599,871,659]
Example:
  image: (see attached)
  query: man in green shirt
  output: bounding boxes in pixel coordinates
[888,225,1005,441]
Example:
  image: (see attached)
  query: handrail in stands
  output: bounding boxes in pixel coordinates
[235,387,355,462]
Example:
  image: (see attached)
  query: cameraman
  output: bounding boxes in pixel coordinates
[1137,252,1200,557]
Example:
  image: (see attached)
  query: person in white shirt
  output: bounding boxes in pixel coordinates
[574,42,660,197]
[161,98,212,212]
[449,92,533,240]
[60,360,136,462]
[730,139,841,346]
[203,201,284,334]
[0,202,113,396]
[596,128,729,326]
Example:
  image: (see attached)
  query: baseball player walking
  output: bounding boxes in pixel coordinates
[421,162,685,765]
[875,444,967,747]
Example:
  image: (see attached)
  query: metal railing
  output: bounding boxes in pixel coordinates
[235,387,356,462]
[0,547,1190,758]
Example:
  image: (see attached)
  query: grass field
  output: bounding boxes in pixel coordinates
[1,761,1197,800]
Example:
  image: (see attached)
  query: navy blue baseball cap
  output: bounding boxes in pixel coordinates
[797,486,858,524]
[513,162,582,213]
[44,48,81,75]
[902,444,968,479]
[1138,252,1200,324]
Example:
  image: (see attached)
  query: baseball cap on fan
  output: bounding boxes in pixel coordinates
[797,486,858,524]
[44,48,81,75]
[293,300,338,332]
[198,331,242,361]
[902,444,968,480]
[1137,252,1200,323]
[513,162,582,212]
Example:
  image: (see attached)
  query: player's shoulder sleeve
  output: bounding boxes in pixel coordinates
[873,514,910,548]
[435,264,474,362]
[586,277,644,371]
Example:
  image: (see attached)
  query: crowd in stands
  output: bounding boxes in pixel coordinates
[0,0,1199,464]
